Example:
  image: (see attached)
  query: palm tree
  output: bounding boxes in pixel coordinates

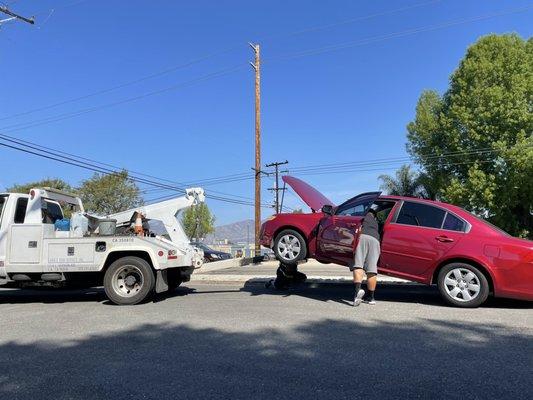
[378,165,423,197]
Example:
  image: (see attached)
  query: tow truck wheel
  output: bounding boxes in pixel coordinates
[104,257,155,305]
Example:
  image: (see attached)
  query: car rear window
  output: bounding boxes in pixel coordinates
[396,201,446,229]
[442,213,466,232]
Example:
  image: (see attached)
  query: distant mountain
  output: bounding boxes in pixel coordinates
[205,219,254,244]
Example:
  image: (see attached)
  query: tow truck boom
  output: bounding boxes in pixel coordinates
[109,187,205,244]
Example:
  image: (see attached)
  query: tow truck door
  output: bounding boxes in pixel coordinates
[316,192,381,266]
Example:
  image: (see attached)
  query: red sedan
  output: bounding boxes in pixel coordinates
[260,176,533,307]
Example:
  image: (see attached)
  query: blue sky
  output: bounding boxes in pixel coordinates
[0,0,531,224]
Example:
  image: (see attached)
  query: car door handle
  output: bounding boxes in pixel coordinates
[435,235,454,243]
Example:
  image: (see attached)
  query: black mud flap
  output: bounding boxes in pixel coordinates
[155,269,169,293]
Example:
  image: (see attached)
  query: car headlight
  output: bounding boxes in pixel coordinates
[211,253,220,259]
[266,215,277,221]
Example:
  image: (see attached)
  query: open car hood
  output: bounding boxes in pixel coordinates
[282,175,334,212]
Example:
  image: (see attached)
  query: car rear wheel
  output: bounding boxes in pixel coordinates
[273,229,307,264]
[437,262,489,308]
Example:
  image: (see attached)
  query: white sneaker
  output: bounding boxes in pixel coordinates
[353,289,365,307]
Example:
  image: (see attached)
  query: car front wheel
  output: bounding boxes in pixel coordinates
[437,262,489,308]
[273,229,307,264]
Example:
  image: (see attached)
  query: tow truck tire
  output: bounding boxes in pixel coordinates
[104,256,155,305]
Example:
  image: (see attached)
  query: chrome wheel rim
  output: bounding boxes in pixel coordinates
[111,265,144,298]
[277,234,301,261]
[443,268,481,302]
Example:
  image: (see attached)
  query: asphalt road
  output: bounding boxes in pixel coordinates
[0,282,532,400]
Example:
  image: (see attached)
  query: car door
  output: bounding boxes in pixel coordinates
[379,200,467,282]
[316,192,381,265]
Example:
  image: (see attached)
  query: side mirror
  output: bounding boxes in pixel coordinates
[322,204,334,215]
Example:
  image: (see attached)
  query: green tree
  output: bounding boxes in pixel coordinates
[407,34,533,237]
[181,203,215,240]
[378,165,424,197]
[78,171,142,215]
[6,178,73,194]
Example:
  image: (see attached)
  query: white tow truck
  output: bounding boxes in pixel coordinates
[0,187,205,304]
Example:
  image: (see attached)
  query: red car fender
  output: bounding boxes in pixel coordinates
[262,213,324,257]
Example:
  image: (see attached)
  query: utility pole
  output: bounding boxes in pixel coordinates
[0,6,35,26]
[250,43,261,257]
[266,160,289,213]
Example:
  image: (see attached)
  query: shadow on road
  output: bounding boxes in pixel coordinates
[0,285,199,305]
[240,281,533,309]
[0,317,531,399]
[0,282,531,309]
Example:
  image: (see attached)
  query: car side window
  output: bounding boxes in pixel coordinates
[442,212,466,232]
[14,197,28,224]
[395,201,445,229]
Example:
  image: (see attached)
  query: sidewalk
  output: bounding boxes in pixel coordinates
[191,259,414,285]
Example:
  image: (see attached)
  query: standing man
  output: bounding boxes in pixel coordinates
[351,204,381,306]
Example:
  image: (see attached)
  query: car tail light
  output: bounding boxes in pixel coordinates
[168,249,177,260]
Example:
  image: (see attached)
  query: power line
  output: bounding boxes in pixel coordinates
[0,138,269,208]
[0,47,242,122]
[0,129,262,202]
[257,0,442,42]
[0,64,247,134]
[265,5,533,63]
[0,4,34,25]
[289,147,521,173]
[0,0,441,122]
[2,3,521,139]
[2,4,527,137]
[0,133,275,208]
[265,160,288,213]
[172,146,525,186]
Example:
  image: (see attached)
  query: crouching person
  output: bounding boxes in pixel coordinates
[351,205,381,306]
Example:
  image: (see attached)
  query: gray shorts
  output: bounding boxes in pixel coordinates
[352,234,380,274]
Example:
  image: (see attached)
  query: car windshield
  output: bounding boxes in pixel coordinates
[193,242,212,251]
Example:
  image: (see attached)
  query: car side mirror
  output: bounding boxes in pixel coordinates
[322,204,334,215]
